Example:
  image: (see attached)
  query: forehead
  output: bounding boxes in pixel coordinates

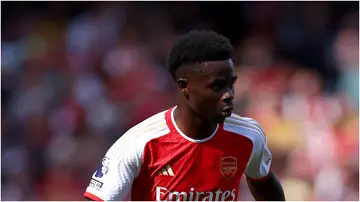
[196,59,236,78]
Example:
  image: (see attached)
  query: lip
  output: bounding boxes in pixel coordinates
[222,106,234,112]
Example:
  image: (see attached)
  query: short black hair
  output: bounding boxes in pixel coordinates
[166,30,233,80]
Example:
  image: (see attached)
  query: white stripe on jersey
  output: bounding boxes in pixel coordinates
[106,109,170,176]
[223,113,272,179]
[225,114,267,144]
[86,110,171,201]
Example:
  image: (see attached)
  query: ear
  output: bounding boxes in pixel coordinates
[177,78,189,99]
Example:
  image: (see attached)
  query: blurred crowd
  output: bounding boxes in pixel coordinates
[1,2,359,201]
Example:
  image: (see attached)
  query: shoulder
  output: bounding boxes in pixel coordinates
[223,113,266,144]
[106,109,171,158]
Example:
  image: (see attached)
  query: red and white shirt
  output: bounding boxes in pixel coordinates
[84,106,272,201]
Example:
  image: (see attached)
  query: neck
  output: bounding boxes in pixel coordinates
[173,104,218,140]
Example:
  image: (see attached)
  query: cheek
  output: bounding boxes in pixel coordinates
[191,91,223,108]
[204,90,224,102]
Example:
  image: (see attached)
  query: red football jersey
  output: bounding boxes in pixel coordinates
[84,106,272,201]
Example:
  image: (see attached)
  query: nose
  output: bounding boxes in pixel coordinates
[222,88,234,103]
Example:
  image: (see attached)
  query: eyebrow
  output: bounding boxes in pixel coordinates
[210,75,238,82]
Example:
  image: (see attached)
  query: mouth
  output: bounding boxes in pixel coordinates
[221,106,234,116]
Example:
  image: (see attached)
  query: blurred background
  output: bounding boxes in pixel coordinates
[1,1,359,201]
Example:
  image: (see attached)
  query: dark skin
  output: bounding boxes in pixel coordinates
[86,59,285,201]
[247,172,286,201]
[173,59,237,139]
[173,59,286,201]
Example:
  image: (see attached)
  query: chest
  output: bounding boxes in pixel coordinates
[144,136,253,192]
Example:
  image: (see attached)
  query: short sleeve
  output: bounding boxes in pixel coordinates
[84,139,142,201]
[244,131,272,180]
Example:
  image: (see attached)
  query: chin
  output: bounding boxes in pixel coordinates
[214,116,227,124]
[216,111,233,123]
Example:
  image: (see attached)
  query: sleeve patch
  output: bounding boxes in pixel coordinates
[89,178,104,191]
[94,157,110,178]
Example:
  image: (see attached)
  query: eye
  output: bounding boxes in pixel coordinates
[230,80,236,89]
[210,81,222,91]
[229,83,234,90]
[211,80,232,92]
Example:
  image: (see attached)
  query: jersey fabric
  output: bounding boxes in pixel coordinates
[84,106,272,201]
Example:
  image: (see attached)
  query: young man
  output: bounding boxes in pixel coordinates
[84,30,285,201]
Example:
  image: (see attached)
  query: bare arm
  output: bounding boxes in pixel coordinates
[246,171,285,201]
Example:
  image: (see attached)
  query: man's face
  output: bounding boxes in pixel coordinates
[181,59,237,123]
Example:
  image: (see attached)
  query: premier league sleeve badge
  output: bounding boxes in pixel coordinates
[95,156,110,178]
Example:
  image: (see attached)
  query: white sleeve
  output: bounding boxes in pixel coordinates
[84,137,142,201]
[244,131,272,180]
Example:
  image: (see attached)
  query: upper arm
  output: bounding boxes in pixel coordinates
[240,119,285,200]
[244,121,272,180]
[84,137,143,201]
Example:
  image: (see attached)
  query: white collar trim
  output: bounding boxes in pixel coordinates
[171,106,219,143]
